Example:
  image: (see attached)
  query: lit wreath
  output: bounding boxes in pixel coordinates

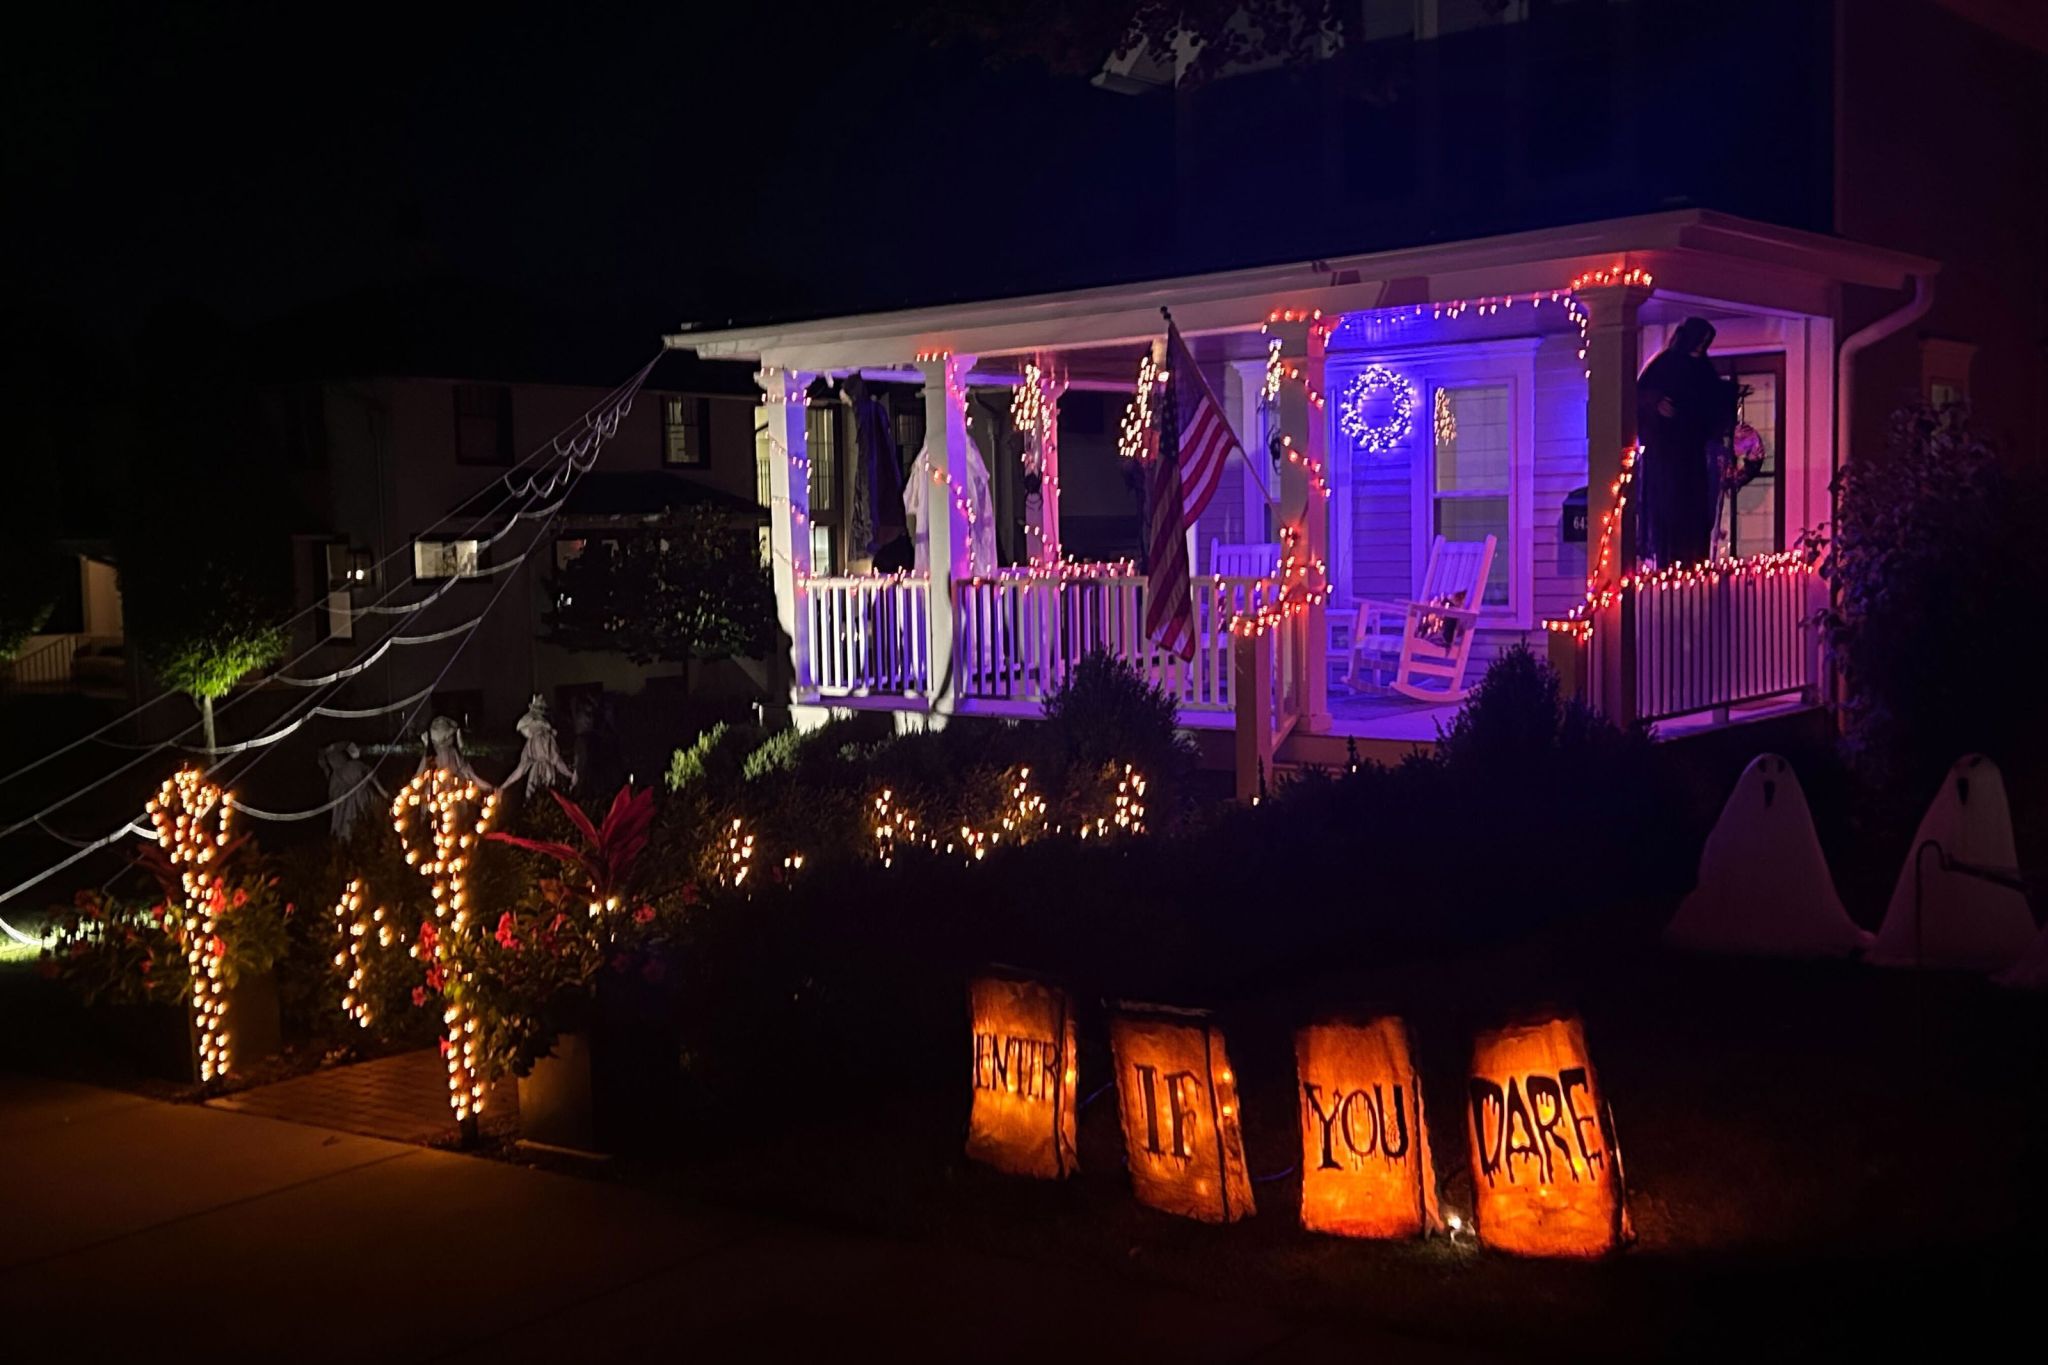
[1339,365,1415,455]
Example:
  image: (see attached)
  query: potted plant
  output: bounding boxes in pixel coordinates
[484,785,678,1152]
[39,864,288,1086]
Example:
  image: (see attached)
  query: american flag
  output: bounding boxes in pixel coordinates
[1144,316,1244,660]
[1169,320,1238,529]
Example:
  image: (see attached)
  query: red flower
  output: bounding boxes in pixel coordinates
[232,887,248,908]
[680,883,701,906]
[438,1038,451,1057]
[411,986,428,1007]
[416,921,438,955]
[494,912,521,951]
[632,904,656,925]
[425,965,445,990]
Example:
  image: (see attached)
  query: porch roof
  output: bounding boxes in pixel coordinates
[666,210,1937,373]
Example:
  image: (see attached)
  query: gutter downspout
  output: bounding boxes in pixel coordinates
[1835,271,1935,473]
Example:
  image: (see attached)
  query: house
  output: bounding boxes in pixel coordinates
[672,211,1928,790]
[271,341,772,770]
[0,549,128,698]
[666,0,2041,792]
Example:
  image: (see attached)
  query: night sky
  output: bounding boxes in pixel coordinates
[5,3,1157,352]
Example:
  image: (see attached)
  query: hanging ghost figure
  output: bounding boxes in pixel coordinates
[318,740,386,841]
[502,694,575,797]
[417,714,487,786]
[904,432,998,576]
[1871,755,2034,971]
[1665,754,1871,959]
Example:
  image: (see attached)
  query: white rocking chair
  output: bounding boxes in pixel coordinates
[1347,534,1497,702]
[1208,539,1282,580]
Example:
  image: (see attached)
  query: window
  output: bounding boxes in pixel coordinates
[453,384,513,465]
[1712,355,1787,559]
[663,394,710,466]
[322,542,359,641]
[414,539,482,580]
[753,422,773,507]
[1919,337,1975,409]
[806,403,838,513]
[1429,383,1512,608]
[810,523,835,576]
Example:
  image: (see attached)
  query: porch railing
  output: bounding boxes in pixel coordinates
[1624,557,1822,724]
[954,572,1279,711]
[802,573,931,697]
[0,633,88,693]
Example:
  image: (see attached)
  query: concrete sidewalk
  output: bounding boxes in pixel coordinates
[0,1073,1474,1363]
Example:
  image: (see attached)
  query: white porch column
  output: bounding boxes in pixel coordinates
[916,352,976,714]
[1269,317,1333,732]
[759,365,812,704]
[1576,281,1653,726]
[1034,374,1062,566]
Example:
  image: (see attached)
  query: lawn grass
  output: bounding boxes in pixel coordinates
[622,922,2047,1360]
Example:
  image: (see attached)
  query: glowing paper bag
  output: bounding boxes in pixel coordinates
[1467,1015,1629,1257]
[965,973,1078,1179]
[1296,1017,1440,1238]
[1109,1005,1254,1223]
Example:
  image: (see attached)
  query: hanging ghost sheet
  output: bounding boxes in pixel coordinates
[1665,754,1871,958]
[1871,755,2034,971]
[1295,1017,1441,1239]
[964,973,1078,1179]
[1467,1015,1630,1258]
[1109,1005,1254,1223]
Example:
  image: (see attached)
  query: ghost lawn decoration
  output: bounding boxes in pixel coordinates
[1870,755,2034,971]
[417,715,487,787]
[1109,1004,1254,1224]
[318,740,386,841]
[502,694,575,797]
[1994,913,2048,990]
[1664,755,1870,959]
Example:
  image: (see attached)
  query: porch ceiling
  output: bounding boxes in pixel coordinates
[667,210,1938,373]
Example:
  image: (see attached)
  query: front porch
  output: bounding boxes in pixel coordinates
[671,211,1930,783]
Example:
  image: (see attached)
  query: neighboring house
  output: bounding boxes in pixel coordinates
[668,0,2040,786]
[0,549,128,697]
[278,346,772,753]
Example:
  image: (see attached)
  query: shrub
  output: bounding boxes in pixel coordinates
[667,721,740,791]
[1038,651,1193,822]
[1810,402,2048,805]
[741,727,806,782]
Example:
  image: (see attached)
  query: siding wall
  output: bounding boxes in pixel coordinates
[1331,331,1588,673]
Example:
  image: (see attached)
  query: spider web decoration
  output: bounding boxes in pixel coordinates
[1339,366,1415,456]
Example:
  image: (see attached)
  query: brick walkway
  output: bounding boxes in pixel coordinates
[208,1049,516,1144]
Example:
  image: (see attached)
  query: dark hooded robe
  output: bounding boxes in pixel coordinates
[1637,318,1735,567]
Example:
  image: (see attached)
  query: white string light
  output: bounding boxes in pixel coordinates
[0,355,658,797]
